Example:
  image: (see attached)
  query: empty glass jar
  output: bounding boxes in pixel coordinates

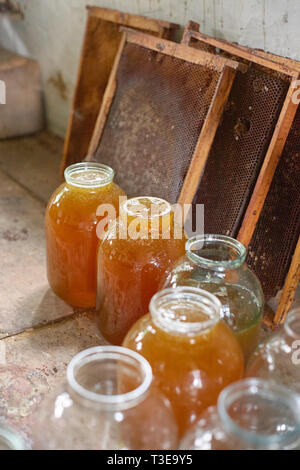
[96,196,186,344]
[180,378,300,450]
[123,286,244,436]
[163,234,264,360]
[32,346,178,450]
[0,425,27,450]
[46,162,125,308]
[246,308,300,394]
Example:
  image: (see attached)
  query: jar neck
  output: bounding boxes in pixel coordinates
[66,346,152,411]
[218,378,300,449]
[64,163,114,188]
[150,287,221,336]
[284,308,300,341]
[186,235,246,272]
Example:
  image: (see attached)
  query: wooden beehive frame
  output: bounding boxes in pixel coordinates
[60,6,179,176]
[223,43,300,327]
[88,27,246,207]
[182,21,300,327]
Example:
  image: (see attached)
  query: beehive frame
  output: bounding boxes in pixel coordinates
[226,43,300,327]
[60,6,179,176]
[182,22,300,327]
[87,27,245,205]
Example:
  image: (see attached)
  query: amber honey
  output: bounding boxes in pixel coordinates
[46,163,125,308]
[123,287,244,436]
[96,197,186,345]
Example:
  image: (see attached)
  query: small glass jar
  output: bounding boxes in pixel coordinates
[46,162,125,308]
[32,346,178,450]
[0,425,27,450]
[180,378,300,450]
[123,286,244,436]
[163,234,264,360]
[96,196,186,344]
[246,308,300,394]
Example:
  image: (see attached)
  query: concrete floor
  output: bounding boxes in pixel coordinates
[0,131,105,447]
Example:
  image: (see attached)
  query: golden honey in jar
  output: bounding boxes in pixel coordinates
[96,196,187,345]
[46,162,125,308]
[123,286,244,436]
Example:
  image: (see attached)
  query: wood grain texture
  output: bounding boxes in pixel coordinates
[274,238,300,325]
[182,21,299,78]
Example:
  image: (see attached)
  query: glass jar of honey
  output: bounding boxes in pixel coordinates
[163,235,264,361]
[32,346,178,450]
[123,286,244,436]
[180,379,300,450]
[46,162,125,308]
[96,196,186,345]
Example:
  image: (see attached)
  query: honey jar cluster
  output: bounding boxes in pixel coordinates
[42,162,300,450]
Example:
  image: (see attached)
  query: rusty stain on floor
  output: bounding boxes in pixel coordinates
[0,132,103,446]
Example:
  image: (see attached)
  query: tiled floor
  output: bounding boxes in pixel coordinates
[0,131,105,446]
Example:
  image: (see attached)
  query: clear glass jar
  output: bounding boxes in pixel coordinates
[96,196,186,345]
[46,162,125,308]
[163,234,264,360]
[246,308,300,394]
[180,378,300,450]
[123,286,244,437]
[32,346,178,450]
[0,425,27,450]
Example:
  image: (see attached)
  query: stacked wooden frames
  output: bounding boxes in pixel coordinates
[87,28,245,204]
[61,6,179,175]
[182,22,300,327]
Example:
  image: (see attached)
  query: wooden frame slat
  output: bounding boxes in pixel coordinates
[87,28,240,207]
[61,6,179,177]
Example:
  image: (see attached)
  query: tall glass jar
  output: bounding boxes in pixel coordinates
[46,162,125,308]
[96,196,186,344]
[32,346,178,450]
[246,308,300,394]
[163,234,264,360]
[123,286,244,436]
[180,378,300,450]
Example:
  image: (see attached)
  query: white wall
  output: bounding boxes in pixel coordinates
[0,0,299,137]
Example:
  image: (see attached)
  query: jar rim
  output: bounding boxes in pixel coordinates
[186,234,247,271]
[64,162,114,188]
[150,286,221,336]
[284,308,300,339]
[120,196,172,219]
[67,346,153,411]
[218,378,300,447]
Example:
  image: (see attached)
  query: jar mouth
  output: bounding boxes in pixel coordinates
[67,346,152,411]
[64,162,114,188]
[120,196,172,220]
[218,378,300,447]
[284,308,300,339]
[0,425,26,450]
[186,235,247,271]
[150,287,221,336]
